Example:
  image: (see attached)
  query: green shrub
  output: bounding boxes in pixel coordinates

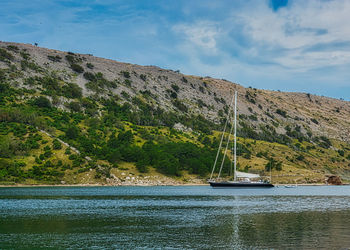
[140,74,147,81]
[155,153,180,176]
[0,48,13,62]
[33,96,51,108]
[107,149,122,163]
[167,90,177,99]
[21,60,42,72]
[95,165,111,178]
[265,158,282,171]
[124,79,132,87]
[72,157,84,168]
[43,150,52,158]
[65,147,71,155]
[121,71,130,78]
[117,130,134,146]
[68,101,81,112]
[52,139,62,150]
[172,99,188,112]
[61,163,71,170]
[68,154,77,160]
[47,55,62,62]
[85,82,100,93]
[86,63,94,69]
[39,76,60,93]
[0,159,25,180]
[66,126,79,139]
[65,54,78,64]
[317,136,332,149]
[71,63,84,73]
[296,154,305,161]
[20,51,29,60]
[276,109,287,118]
[338,150,345,157]
[275,162,282,171]
[35,157,42,164]
[197,99,207,108]
[6,45,19,53]
[121,91,130,100]
[171,84,180,92]
[136,159,149,173]
[83,72,96,81]
[243,165,251,172]
[245,90,256,104]
[311,118,319,124]
[62,83,82,99]
[24,77,36,86]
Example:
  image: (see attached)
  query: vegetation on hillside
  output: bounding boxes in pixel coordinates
[0,43,349,184]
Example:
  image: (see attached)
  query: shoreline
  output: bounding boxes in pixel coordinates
[0,183,348,187]
[0,183,208,187]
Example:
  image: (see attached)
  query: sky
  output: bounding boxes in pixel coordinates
[1,0,350,100]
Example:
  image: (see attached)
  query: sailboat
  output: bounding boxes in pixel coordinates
[208,91,274,188]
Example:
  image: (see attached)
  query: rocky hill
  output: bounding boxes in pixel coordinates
[0,41,349,185]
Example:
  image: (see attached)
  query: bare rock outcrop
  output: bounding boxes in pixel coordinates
[326,175,342,185]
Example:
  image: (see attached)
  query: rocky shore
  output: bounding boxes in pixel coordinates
[105,173,206,186]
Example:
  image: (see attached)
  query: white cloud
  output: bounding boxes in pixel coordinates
[236,0,350,70]
[173,21,219,52]
[173,0,350,72]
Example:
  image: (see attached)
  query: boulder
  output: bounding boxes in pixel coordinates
[326,175,342,185]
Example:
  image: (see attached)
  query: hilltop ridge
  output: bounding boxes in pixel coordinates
[2,41,350,141]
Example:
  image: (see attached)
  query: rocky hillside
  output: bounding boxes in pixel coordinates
[2,41,350,141]
[0,41,350,184]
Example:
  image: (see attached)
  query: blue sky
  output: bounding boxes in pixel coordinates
[1,0,350,100]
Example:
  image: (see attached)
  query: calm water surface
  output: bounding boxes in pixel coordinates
[1,185,350,249]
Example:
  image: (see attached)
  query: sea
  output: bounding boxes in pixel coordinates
[1,185,350,249]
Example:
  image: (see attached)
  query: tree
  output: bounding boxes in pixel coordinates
[136,159,149,173]
[0,135,11,157]
[142,141,159,165]
[155,153,180,176]
[275,161,282,171]
[68,101,81,112]
[107,149,122,163]
[33,96,51,108]
[107,132,119,148]
[265,158,282,171]
[66,126,79,139]
[120,146,144,162]
[117,130,134,146]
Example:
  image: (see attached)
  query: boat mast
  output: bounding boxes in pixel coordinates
[270,161,272,183]
[210,94,235,180]
[234,91,237,182]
